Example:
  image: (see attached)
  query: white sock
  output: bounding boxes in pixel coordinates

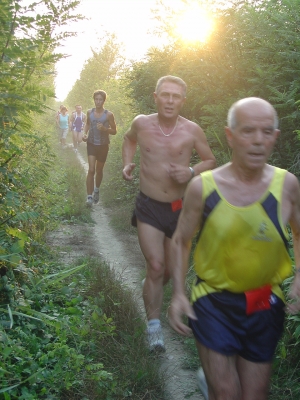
[94,187,99,193]
[147,319,161,332]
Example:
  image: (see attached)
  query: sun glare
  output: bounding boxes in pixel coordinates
[174,4,214,44]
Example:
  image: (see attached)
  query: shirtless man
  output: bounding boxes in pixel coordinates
[169,97,300,399]
[69,105,86,152]
[122,75,216,351]
[83,90,117,207]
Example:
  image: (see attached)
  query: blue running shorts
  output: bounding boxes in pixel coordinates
[189,290,285,362]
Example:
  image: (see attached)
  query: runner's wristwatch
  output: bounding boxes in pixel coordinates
[189,167,195,178]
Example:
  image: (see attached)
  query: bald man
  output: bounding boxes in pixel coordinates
[168,97,300,400]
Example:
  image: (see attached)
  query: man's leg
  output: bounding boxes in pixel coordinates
[137,221,168,351]
[197,342,241,400]
[86,155,96,207]
[95,160,105,189]
[237,357,271,400]
[197,342,271,400]
[77,130,83,145]
[72,130,77,149]
[163,236,173,285]
[137,221,166,320]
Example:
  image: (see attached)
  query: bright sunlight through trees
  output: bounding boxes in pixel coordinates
[173,3,214,44]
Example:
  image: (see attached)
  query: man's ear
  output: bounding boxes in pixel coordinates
[275,129,280,139]
[153,92,157,103]
[225,126,233,148]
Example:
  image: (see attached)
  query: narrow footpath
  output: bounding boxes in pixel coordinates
[48,149,204,400]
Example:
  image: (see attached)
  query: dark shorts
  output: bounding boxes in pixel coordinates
[87,142,109,163]
[131,191,182,238]
[189,290,285,362]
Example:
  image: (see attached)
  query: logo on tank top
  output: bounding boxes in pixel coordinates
[252,221,272,242]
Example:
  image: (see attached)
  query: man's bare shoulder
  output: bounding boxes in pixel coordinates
[211,163,231,179]
[179,116,205,135]
[284,170,300,195]
[131,113,157,128]
[133,113,156,122]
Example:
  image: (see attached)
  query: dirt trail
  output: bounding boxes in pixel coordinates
[48,150,204,400]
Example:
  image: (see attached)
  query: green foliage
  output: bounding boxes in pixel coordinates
[0,0,83,295]
[0,258,117,399]
[126,0,300,169]
[0,130,163,399]
[65,34,129,120]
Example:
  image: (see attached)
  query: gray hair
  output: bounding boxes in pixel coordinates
[227,97,279,130]
[155,75,187,97]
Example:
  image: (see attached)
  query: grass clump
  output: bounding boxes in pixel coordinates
[0,129,164,399]
[70,257,165,399]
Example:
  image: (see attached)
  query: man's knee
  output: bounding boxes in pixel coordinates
[147,259,165,277]
[88,169,95,176]
[96,164,105,173]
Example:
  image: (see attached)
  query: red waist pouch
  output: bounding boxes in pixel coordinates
[171,198,183,212]
[245,284,272,315]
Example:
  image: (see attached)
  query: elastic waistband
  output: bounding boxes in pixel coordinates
[139,191,182,206]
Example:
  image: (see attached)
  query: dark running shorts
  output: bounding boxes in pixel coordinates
[189,290,285,362]
[87,143,109,163]
[131,191,182,238]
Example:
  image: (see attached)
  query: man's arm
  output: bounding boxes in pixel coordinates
[169,123,216,184]
[122,116,139,181]
[106,112,117,135]
[69,113,74,130]
[69,112,74,129]
[286,173,300,313]
[81,113,86,131]
[82,110,91,141]
[192,124,216,174]
[168,176,203,335]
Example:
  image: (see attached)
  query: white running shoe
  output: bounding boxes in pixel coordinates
[93,190,99,204]
[86,196,93,207]
[196,368,209,400]
[147,325,166,353]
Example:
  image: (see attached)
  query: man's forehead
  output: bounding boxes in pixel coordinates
[158,82,184,94]
[236,107,275,125]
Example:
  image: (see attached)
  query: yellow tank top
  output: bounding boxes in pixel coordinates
[191,167,292,303]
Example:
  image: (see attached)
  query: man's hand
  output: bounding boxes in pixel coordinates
[97,123,107,132]
[169,163,193,184]
[287,271,300,314]
[168,293,197,336]
[123,163,136,181]
[82,134,88,142]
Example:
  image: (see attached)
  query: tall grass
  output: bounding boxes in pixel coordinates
[0,127,164,399]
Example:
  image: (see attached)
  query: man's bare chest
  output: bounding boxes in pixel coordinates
[138,132,193,158]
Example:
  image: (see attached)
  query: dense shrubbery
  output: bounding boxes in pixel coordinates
[2,0,300,398]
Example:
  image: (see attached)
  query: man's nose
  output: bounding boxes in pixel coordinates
[253,130,264,143]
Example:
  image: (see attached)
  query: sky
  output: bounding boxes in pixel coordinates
[55,0,173,101]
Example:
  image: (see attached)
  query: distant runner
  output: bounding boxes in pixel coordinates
[56,106,69,148]
[69,105,86,152]
[83,90,117,207]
